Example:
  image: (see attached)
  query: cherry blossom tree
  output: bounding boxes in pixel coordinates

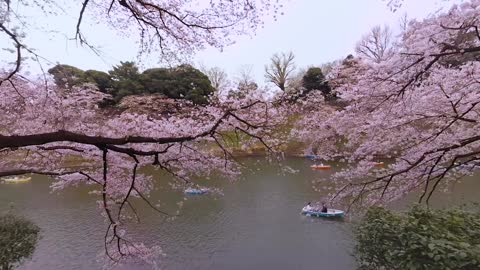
[0,76,286,267]
[295,0,480,209]
[0,0,287,267]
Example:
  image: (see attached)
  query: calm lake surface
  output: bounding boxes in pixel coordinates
[1,158,479,270]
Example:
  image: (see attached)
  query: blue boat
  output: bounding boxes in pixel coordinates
[184,188,208,195]
[301,208,345,218]
[304,154,320,160]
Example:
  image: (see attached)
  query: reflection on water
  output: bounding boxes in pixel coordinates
[1,158,478,270]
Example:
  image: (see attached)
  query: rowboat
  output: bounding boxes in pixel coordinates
[301,207,344,218]
[184,188,208,195]
[305,154,320,160]
[2,176,31,183]
[310,164,331,170]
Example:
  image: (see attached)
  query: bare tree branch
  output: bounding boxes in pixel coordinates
[265,51,296,91]
[355,25,393,63]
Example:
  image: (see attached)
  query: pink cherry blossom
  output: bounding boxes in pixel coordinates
[294,0,480,209]
[0,1,287,266]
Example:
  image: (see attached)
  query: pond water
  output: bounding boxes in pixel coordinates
[1,158,479,270]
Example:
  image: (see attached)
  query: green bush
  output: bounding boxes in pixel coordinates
[355,206,480,270]
[302,67,333,97]
[108,61,145,101]
[0,214,40,270]
[141,64,214,105]
[83,70,114,93]
[48,64,85,89]
[49,62,214,105]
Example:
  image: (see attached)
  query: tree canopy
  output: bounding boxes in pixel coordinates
[108,61,145,101]
[141,64,214,105]
[47,62,215,104]
[83,70,114,93]
[47,64,85,89]
[301,67,334,100]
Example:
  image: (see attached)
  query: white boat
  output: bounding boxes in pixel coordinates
[2,176,31,183]
[301,207,344,218]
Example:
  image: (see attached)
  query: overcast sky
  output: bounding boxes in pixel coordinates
[1,0,454,84]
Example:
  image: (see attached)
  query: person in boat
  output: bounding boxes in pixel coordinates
[321,202,328,213]
[304,202,313,211]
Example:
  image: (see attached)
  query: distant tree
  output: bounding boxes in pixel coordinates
[83,70,114,93]
[302,67,326,91]
[167,64,214,104]
[399,12,409,32]
[355,25,394,63]
[0,214,40,270]
[141,65,214,105]
[285,68,306,94]
[319,59,342,77]
[200,66,229,93]
[48,64,85,89]
[200,66,230,101]
[229,65,258,99]
[140,67,171,95]
[236,65,255,87]
[233,81,258,100]
[48,65,114,93]
[264,51,296,91]
[108,61,145,101]
[109,61,141,82]
[328,55,365,89]
[355,206,480,270]
[302,67,334,100]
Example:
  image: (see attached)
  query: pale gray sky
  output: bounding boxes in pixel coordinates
[2,0,453,85]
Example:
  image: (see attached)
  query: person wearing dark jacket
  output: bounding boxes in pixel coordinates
[321,202,328,213]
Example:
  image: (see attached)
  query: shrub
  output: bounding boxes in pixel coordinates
[141,64,214,105]
[355,206,480,270]
[48,64,85,89]
[0,214,40,270]
[83,70,114,93]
